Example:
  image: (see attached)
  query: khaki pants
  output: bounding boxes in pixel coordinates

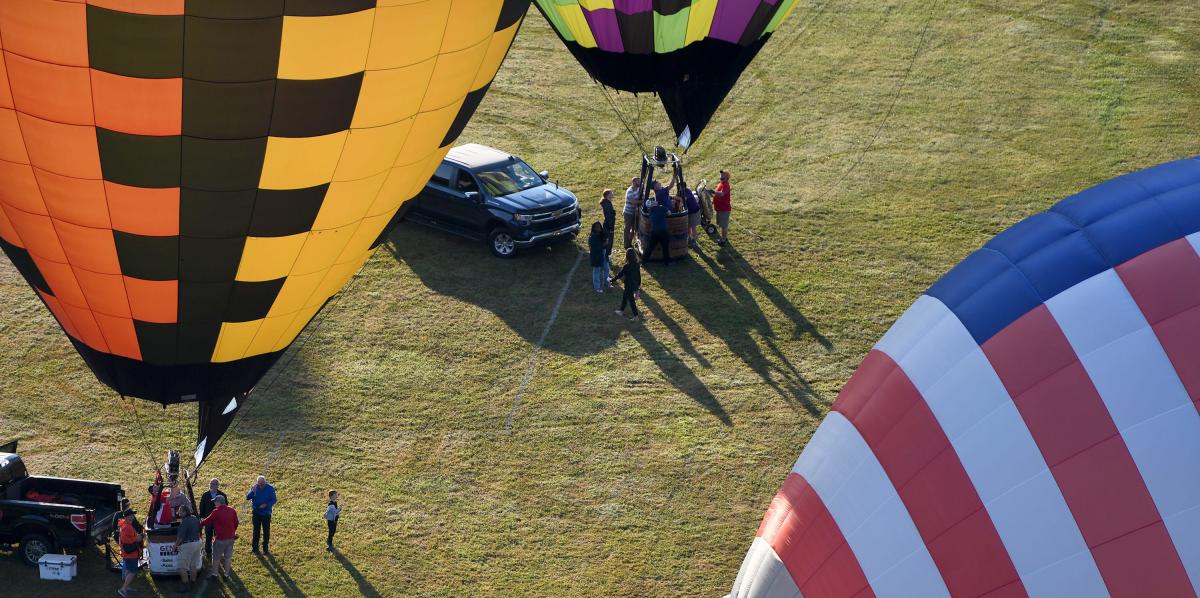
[210,538,234,576]
[178,541,203,580]
[622,212,636,248]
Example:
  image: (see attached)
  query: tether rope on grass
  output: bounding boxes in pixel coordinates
[809,0,942,204]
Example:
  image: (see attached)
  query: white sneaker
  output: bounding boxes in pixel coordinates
[613,310,624,316]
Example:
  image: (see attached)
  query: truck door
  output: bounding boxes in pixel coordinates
[447,169,487,231]
[416,162,460,223]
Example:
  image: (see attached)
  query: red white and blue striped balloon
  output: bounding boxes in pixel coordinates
[729,157,1200,598]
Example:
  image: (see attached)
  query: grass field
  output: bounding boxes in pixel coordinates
[1,2,1197,596]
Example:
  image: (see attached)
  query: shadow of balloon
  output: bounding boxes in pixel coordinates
[382,222,609,357]
[385,223,734,424]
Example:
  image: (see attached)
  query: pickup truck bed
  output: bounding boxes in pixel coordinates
[1,449,125,565]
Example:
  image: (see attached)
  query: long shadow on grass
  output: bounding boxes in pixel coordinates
[333,549,383,598]
[260,553,306,596]
[651,244,830,416]
[384,222,619,357]
[631,291,732,425]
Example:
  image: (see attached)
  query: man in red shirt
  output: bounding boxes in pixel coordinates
[200,494,239,579]
[116,510,143,598]
[713,170,732,245]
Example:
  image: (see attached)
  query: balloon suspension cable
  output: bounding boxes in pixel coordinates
[596,83,649,155]
[120,393,163,476]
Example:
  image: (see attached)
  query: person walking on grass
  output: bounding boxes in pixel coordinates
[246,475,277,555]
[201,495,238,579]
[173,504,202,593]
[623,177,641,249]
[589,222,607,293]
[599,189,616,278]
[325,490,342,551]
[713,170,732,245]
[610,248,642,321]
[116,509,144,598]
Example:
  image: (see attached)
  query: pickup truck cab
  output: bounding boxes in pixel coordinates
[405,144,581,257]
[0,442,124,565]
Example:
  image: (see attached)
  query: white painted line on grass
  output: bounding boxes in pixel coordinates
[505,250,584,433]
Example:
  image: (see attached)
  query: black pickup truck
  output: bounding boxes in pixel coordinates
[0,442,125,565]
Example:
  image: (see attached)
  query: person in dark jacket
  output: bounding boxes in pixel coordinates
[681,183,700,248]
[588,222,607,293]
[198,478,227,558]
[599,189,616,275]
[610,248,641,321]
[643,200,671,265]
[324,490,342,551]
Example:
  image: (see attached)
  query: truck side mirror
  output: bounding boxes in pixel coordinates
[539,170,549,179]
[464,191,481,203]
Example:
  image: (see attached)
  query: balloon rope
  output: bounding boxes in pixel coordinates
[810,0,940,204]
[121,394,163,476]
[596,83,649,155]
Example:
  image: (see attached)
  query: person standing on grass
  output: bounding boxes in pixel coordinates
[610,248,642,321]
[201,495,238,579]
[681,182,700,248]
[246,475,277,555]
[117,509,144,598]
[199,477,227,559]
[713,170,732,245]
[174,503,203,593]
[324,490,342,551]
[599,189,616,278]
[644,198,671,266]
[588,222,607,293]
[623,177,641,249]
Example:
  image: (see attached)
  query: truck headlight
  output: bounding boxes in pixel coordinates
[512,213,532,225]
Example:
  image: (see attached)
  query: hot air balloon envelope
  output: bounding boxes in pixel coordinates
[729,157,1200,597]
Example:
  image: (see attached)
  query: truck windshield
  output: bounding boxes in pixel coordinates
[476,161,543,196]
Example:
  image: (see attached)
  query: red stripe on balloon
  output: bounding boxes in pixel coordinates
[1116,237,1200,413]
[983,305,1194,597]
[833,350,1024,597]
[756,472,873,598]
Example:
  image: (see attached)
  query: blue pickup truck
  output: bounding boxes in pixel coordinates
[404,144,581,258]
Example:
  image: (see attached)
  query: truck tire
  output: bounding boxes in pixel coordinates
[488,228,517,258]
[19,533,51,566]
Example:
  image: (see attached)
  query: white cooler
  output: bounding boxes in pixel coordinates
[38,553,77,581]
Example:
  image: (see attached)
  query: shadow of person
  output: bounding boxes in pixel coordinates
[257,553,306,597]
[649,246,828,417]
[620,291,731,426]
[332,548,384,598]
[382,223,620,358]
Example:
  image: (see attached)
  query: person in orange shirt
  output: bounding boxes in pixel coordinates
[117,510,144,598]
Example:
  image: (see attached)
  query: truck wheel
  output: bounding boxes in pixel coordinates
[489,228,517,258]
[19,533,51,566]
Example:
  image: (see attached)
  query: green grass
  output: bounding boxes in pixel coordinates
[2,2,1198,596]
